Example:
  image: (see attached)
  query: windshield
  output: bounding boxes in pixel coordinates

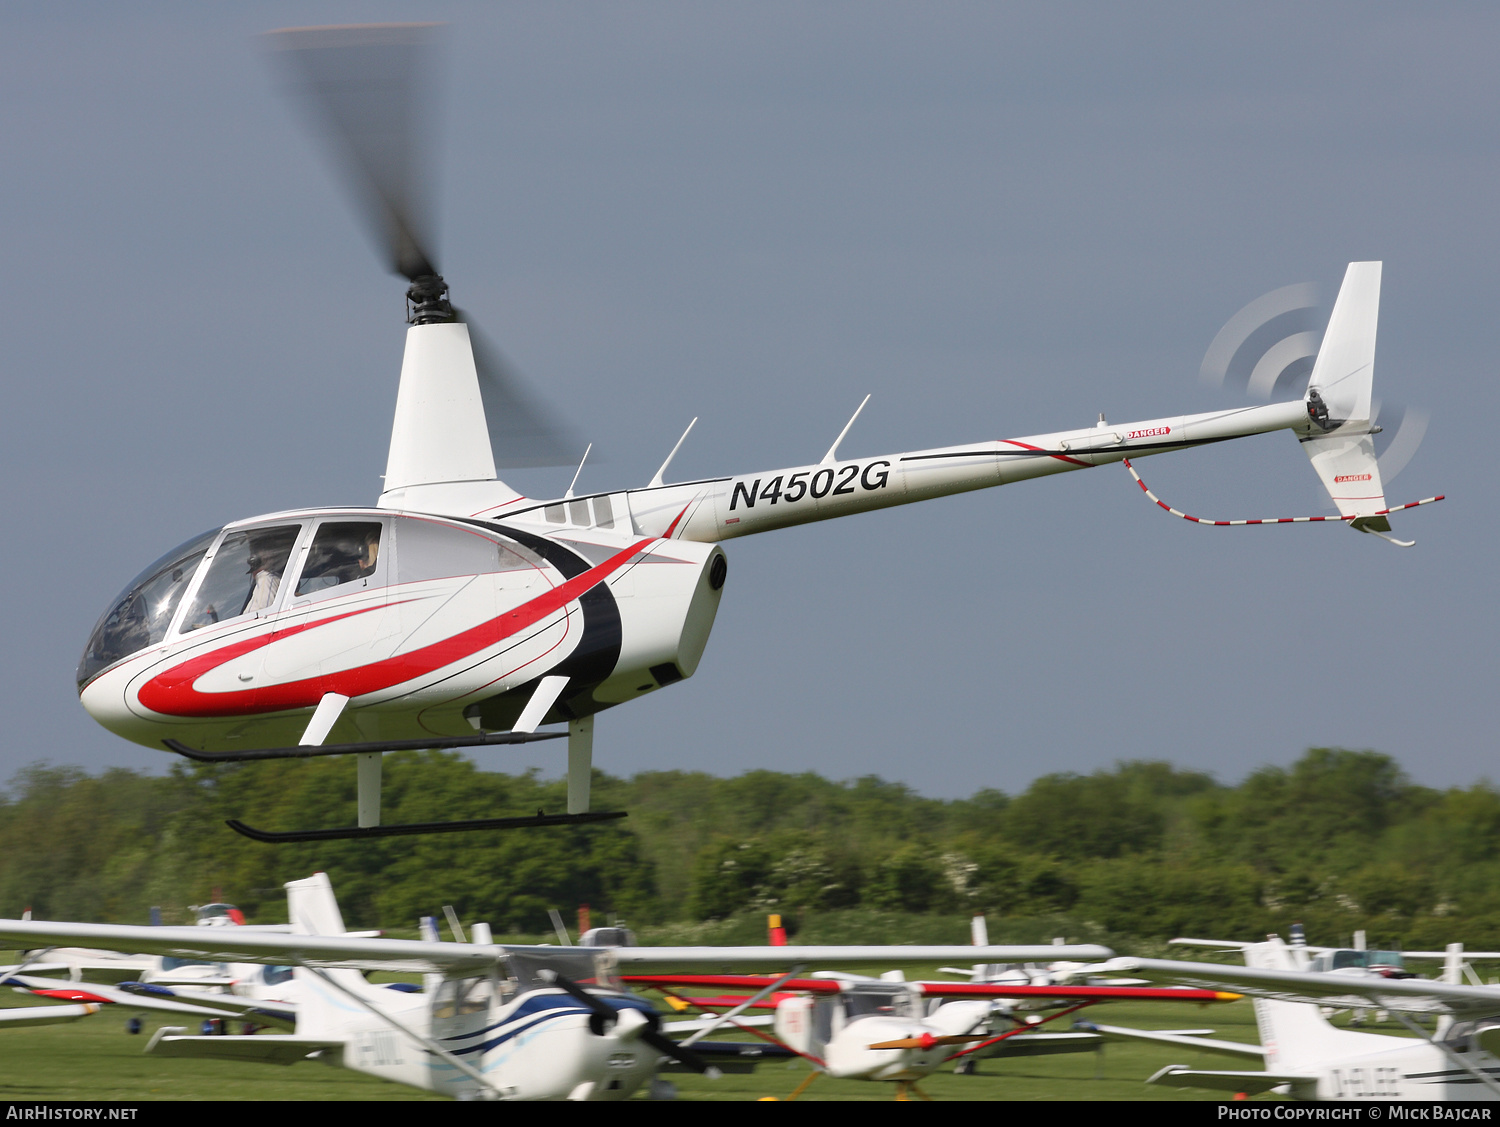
[1329,950,1406,970]
[506,949,621,993]
[77,529,218,688]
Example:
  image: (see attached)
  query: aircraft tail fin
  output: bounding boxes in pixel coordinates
[1243,939,1394,1072]
[286,872,347,937]
[285,874,369,1035]
[1300,263,1394,532]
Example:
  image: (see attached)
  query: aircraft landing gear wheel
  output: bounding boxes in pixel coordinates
[126,1017,142,1035]
[954,1058,976,1075]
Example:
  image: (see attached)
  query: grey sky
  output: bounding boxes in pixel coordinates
[2,2,1492,799]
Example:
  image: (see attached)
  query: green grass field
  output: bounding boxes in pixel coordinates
[0,954,1435,1102]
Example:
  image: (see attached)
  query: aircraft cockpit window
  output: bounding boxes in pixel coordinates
[844,991,910,1019]
[180,525,303,633]
[77,528,218,687]
[506,950,621,994]
[432,976,494,1019]
[392,518,540,585]
[295,522,383,597]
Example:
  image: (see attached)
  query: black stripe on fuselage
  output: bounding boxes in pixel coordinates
[458,519,625,723]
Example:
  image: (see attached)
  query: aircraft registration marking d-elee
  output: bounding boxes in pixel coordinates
[74,25,1443,841]
[0,876,1116,1102]
[1102,942,1500,1101]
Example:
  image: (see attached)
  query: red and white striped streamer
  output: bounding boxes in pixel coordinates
[1122,458,1444,527]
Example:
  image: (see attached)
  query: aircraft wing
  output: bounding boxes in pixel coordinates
[1107,957,1500,1015]
[610,945,1112,973]
[8,974,273,1021]
[975,1031,1102,1059]
[0,922,1109,979]
[0,921,495,976]
[0,1003,100,1026]
[913,983,1239,1002]
[624,974,1235,1004]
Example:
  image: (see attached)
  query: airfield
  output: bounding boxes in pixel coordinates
[6,3,1489,1103]
[0,955,1270,1102]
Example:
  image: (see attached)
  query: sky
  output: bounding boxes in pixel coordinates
[1,2,1494,800]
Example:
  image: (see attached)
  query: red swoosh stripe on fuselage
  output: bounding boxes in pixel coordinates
[135,538,656,718]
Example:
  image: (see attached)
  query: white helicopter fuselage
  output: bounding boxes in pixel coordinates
[80,258,1415,774]
[79,511,725,751]
[77,379,1306,756]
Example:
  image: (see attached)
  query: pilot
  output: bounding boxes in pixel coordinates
[243,536,293,613]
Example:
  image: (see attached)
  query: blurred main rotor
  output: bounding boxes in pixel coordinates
[266,23,579,468]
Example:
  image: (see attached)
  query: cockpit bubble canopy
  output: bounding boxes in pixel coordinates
[77,528,218,689]
[76,512,550,692]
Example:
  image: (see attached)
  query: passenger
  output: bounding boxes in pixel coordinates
[358,529,380,577]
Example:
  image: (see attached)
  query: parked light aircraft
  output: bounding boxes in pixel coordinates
[73,24,1443,842]
[0,875,1113,1101]
[1101,941,1500,1100]
[629,969,1238,1100]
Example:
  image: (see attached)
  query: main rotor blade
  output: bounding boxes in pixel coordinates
[265,24,440,281]
[462,312,585,469]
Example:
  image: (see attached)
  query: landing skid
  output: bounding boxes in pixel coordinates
[188,685,610,841]
[163,731,564,763]
[225,810,627,843]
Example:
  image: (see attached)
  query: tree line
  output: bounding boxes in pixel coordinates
[4,748,1499,950]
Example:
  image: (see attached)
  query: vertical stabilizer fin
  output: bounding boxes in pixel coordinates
[1243,939,1394,1074]
[1301,262,1390,523]
[1308,261,1380,425]
[286,873,348,937]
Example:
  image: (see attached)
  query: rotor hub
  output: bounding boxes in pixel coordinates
[406,274,454,325]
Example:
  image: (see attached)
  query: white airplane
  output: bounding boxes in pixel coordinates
[0,875,1114,1101]
[73,24,1442,843]
[1101,941,1500,1100]
[628,968,1239,1100]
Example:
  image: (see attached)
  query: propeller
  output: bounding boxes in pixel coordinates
[265,24,580,467]
[1199,278,1428,485]
[537,969,722,1077]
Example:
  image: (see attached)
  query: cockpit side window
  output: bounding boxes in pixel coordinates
[294,521,383,598]
[77,528,218,687]
[180,524,303,633]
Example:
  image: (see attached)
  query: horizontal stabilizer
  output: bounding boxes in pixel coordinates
[1082,1021,1265,1059]
[1147,1065,1313,1095]
[147,1032,344,1066]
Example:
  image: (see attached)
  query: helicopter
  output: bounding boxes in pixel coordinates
[74,26,1442,843]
